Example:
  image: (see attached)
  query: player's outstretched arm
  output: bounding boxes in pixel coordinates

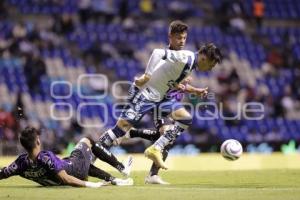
[180,84,208,98]
[57,170,103,188]
[0,157,23,180]
[0,167,19,180]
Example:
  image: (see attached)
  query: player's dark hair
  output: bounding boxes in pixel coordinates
[168,20,188,35]
[20,127,40,152]
[199,43,222,63]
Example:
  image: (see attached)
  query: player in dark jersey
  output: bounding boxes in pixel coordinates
[0,127,133,187]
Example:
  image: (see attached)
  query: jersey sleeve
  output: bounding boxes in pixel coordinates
[39,151,65,174]
[145,49,166,76]
[0,156,23,179]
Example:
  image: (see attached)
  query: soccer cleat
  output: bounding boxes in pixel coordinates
[111,178,134,186]
[120,156,133,177]
[144,146,168,170]
[145,175,170,185]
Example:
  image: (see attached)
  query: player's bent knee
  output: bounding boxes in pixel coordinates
[159,125,173,134]
[85,137,95,147]
[174,116,193,130]
[116,119,132,132]
[171,108,191,120]
[78,138,92,148]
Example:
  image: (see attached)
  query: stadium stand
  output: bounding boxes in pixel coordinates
[0,0,299,154]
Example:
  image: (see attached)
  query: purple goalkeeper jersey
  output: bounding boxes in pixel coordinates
[0,151,72,186]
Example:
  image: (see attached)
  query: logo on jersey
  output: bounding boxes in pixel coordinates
[167,80,176,89]
[169,52,186,62]
[24,168,47,178]
[42,155,55,170]
[126,109,137,120]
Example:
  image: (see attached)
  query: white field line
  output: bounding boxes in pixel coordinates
[1,184,300,191]
[131,186,300,191]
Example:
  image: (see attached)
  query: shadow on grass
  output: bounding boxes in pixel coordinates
[0,185,71,189]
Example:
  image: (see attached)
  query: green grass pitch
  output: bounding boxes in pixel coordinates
[1,154,300,200]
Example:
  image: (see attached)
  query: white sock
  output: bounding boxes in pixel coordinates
[100,129,117,147]
[153,136,170,151]
[153,125,185,151]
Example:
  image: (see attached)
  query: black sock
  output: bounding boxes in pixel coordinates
[129,129,161,142]
[88,164,115,182]
[92,142,125,172]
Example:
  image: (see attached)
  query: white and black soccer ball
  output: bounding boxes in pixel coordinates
[220,139,243,161]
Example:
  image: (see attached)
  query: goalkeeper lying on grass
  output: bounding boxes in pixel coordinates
[0,127,133,188]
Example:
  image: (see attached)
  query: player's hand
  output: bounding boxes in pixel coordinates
[182,76,193,84]
[134,76,143,87]
[177,83,186,91]
[85,181,104,188]
[134,74,150,87]
[195,87,208,98]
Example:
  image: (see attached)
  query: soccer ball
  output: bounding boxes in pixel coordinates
[220,139,243,161]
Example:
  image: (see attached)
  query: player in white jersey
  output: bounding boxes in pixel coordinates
[98,43,222,169]
[130,21,189,184]
[89,20,194,184]
[126,21,204,184]
[140,49,198,102]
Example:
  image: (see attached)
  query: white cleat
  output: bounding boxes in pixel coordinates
[120,156,133,177]
[111,178,134,186]
[145,175,170,185]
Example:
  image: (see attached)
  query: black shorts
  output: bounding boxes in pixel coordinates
[64,142,92,180]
